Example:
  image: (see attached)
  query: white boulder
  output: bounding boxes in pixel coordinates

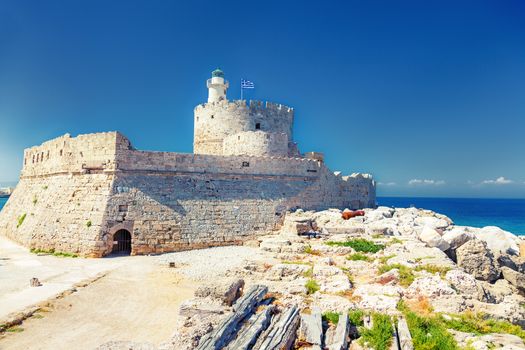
[418,226,450,251]
[477,226,520,255]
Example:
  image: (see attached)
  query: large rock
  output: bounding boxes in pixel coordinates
[313,265,352,293]
[417,226,450,251]
[456,239,500,282]
[311,294,355,312]
[478,279,517,303]
[267,264,311,281]
[477,226,520,255]
[501,266,525,293]
[259,237,291,253]
[442,226,475,250]
[194,279,245,306]
[405,275,456,299]
[353,284,402,313]
[414,216,451,231]
[280,214,318,236]
[445,269,479,298]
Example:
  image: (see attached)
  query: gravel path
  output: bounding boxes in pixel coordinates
[157,246,273,281]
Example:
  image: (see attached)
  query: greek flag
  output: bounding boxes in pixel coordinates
[241,79,255,89]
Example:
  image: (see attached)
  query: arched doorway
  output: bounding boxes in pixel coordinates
[112,229,132,255]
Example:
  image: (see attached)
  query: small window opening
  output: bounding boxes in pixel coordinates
[255,123,261,130]
[242,161,250,167]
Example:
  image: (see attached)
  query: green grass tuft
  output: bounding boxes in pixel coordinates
[326,239,385,253]
[304,245,321,255]
[405,311,458,350]
[30,248,78,258]
[442,312,525,343]
[5,325,24,333]
[349,309,365,326]
[86,220,92,228]
[414,264,451,278]
[347,253,372,261]
[378,264,415,287]
[16,213,27,228]
[322,311,340,325]
[359,313,393,350]
[305,279,320,295]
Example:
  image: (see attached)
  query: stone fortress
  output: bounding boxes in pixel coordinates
[0,69,376,257]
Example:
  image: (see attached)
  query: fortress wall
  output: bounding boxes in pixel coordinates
[0,172,114,256]
[222,131,289,157]
[194,100,252,155]
[248,101,294,139]
[0,132,376,257]
[193,100,294,156]
[115,149,322,177]
[21,132,123,177]
[100,168,364,256]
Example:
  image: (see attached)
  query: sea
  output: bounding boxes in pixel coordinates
[0,196,523,235]
[378,197,525,236]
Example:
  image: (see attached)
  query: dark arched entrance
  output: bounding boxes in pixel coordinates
[112,229,132,255]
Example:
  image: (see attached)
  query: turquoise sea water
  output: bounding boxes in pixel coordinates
[378,197,525,235]
[1,196,523,235]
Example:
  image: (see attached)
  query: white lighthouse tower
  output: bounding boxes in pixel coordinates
[207,68,229,103]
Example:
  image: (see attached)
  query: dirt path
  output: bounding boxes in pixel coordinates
[0,257,196,350]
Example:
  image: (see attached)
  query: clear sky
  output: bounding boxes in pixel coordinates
[0,0,524,198]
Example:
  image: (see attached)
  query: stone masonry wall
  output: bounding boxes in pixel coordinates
[0,132,375,257]
[0,173,114,256]
[223,131,289,157]
[193,100,294,156]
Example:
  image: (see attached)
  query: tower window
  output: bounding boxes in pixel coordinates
[255,123,261,130]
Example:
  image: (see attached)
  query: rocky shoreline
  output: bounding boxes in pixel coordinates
[99,206,525,350]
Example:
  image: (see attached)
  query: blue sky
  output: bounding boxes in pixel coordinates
[0,0,524,198]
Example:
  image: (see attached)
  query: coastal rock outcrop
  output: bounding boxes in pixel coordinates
[477,226,520,256]
[456,239,501,282]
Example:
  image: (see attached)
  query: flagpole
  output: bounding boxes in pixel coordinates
[240,79,243,101]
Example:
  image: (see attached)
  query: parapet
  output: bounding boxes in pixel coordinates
[21,132,130,177]
[304,152,325,163]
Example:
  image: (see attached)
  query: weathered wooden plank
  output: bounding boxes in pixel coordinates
[326,311,350,350]
[396,317,413,350]
[297,307,323,350]
[225,305,276,350]
[252,305,300,350]
[196,284,268,350]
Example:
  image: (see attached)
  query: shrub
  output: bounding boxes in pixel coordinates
[32,195,37,205]
[359,313,393,350]
[17,213,27,228]
[347,253,372,262]
[322,311,340,325]
[304,245,321,256]
[442,312,525,342]
[349,309,365,326]
[326,239,384,253]
[86,220,92,228]
[305,279,320,294]
[405,311,458,350]
[414,264,451,277]
[378,264,415,287]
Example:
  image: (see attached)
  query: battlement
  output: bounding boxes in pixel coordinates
[248,100,294,114]
[21,132,126,177]
[194,98,295,156]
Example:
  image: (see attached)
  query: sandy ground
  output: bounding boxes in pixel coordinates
[0,239,196,350]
